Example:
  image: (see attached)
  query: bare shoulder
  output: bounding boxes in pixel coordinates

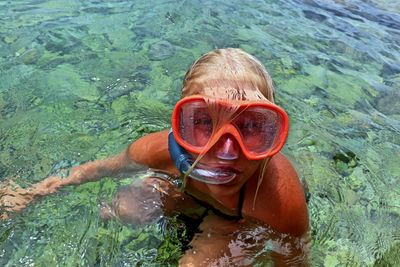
[242,153,309,236]
[127,130,178,174]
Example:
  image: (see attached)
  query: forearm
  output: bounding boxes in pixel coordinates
[66,149,147,185]
[0,145,149,218]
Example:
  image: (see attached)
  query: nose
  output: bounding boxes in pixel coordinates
[215,135,240,160]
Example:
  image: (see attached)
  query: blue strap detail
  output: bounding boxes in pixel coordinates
[168,130,192,174]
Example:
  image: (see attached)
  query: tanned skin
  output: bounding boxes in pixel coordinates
[0,130,309,266]
[128,130,309,266]
[1,48,310,266]
[128,130,309,236]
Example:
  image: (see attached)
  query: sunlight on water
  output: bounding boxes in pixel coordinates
[0,0,399,266]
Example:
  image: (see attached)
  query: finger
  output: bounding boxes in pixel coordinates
[0,213,10,220]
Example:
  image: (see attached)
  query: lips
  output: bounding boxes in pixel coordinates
[188,162,240,184]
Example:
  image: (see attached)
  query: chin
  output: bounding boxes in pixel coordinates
[207,175,246,193]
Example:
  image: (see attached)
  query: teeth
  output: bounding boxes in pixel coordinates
[184,161,237,184]
[196,168,232,177]
[188,167,236,184]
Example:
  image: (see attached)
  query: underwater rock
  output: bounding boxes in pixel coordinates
[309,56,348,74]
[111,96,129,115]
[165,11,179,24]
[128,65,151,84]
[82,7,113,14]
[333,150,358,166]
[148,40,176,61]
[311,86,329,99]
[81,34,112,52]
[73,99,107,112]
[374,242,400,267]
[347,4,400,30]
[381,61,400,77]
[0,100,17,118]
[21,49,43,65]
[47,64,99,101]
[132,25,160,39]
[3,36,17,44]
[374,89,400,115]
[303,10,327,22]
[347,166,365,192]
[333,150,359,176]
[37,27,86,59]
[210,10,219,18]
[101,78,143,103]
[302,0,363,22]
[49,159,79,175]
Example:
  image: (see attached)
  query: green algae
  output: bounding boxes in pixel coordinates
[46,64,99,101]
[3,36,16,44]
[111,95,129,115]
[1,178,184,266]
[0,0,399,266]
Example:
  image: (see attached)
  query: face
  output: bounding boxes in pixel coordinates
[187,83,268,195]
[189,138,263,195]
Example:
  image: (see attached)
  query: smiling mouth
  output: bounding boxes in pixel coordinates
[186,163,239,184]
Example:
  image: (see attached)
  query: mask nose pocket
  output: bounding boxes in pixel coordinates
[215,135,240,160]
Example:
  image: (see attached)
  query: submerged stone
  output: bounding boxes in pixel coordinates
[47,64,99,101]
[348,166,366,192]
[21,49,43,64]
[3,36,17,44]
[374,89,400,115]
[381,61,400,77]
[303,10,328,22]
[333,150,359,176]
[111,96,129,115]
[148,40,176,61]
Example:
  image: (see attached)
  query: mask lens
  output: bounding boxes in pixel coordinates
[174,97,287,159]
[178,100,213,147]
[233,107,281,155]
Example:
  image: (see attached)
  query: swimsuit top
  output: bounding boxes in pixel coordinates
[147,169,245,221]
[185,183,247,221]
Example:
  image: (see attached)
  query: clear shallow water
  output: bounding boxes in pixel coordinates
[0,0,399,266]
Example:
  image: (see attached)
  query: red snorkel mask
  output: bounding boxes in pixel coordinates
[171,95,289,160]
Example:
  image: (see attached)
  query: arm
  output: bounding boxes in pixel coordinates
[0,130,172,218]
[40,129,174,186]
[63,147,146,185]
[243,153,310,236]
[0,147,143,219]
[99,130,206,224]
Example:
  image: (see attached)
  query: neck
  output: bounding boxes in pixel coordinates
[185,178,243,214]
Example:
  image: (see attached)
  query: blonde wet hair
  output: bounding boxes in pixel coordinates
[182,48,275,102]
[180,48,276,209]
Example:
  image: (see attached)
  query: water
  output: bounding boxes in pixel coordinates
[0,0,399,266]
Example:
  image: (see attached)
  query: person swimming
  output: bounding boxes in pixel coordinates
[0,48,309,266]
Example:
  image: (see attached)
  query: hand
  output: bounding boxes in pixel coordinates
[0,180,33,219]
[0,176,68,219]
